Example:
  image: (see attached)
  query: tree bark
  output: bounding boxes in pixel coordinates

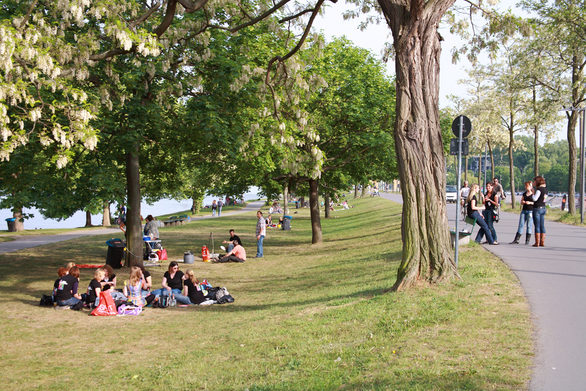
[567,111,578,214]
[283,184,289,216]
[324,193,330,218]
[488,141,495,180]
[354,184,358,198]
[11,208,24,232]
[508,128,516,209]
[308,178,322,244]
[361,183,367,198]
[378,0,457,290]
[532,86,539,176]
[85,210,92,227]
[102,201,111,227]
[464,156,468,181]
[125,146,143,267]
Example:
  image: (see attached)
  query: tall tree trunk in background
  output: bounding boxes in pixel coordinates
[11,207,24,232]
[464,156,468,181]
[354,184,358,198]
[283,184,289,216]
[532,86,540,177]
[191,188,205,214]
[85,210,92,227]
[567,112,578,214]
[477,155,482,188]
[102,202,111,227]
[508,127,516,209]
[378,0,457,290]
[125,146,143,267]
[488,140,495,180]
[324,193,330,218]
[361,183,367,197]
[308,178,322,244]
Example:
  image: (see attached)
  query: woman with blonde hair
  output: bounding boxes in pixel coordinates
[85,268,105,308]
[123,267,148,306]
[183,269,205,305]
[466,184,498,245]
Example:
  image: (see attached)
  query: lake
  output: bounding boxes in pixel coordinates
[0,188,260,230]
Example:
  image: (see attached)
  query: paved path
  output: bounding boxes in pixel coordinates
[0,201,264,255]
[380,192,586,391]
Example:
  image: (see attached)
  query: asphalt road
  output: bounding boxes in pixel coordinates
[382,191,586,391]
[0,201,264,255]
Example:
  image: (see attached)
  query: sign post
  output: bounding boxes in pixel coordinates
[451,115,472,269]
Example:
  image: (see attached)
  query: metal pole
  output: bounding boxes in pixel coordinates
[455,116,464,269]
[579,109,585,224]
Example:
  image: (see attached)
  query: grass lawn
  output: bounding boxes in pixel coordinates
[0,198,532,390]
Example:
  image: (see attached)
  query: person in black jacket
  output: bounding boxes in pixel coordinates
[511,181,534,245]
[532,176,548,247]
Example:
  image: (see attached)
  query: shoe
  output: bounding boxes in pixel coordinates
[540,233,545,247]
[533,233,541,247]
[510,233,521,244]
[55,305,70,310]
[220,245,226,251]
[490,241,499,245]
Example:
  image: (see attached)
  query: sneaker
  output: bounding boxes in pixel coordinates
[55,305,70,310]
[490,241,499,245]
[220,245,226,251]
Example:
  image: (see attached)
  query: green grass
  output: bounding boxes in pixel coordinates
[0,198,532,390]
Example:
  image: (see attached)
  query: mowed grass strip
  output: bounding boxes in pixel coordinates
[0,197,532,391]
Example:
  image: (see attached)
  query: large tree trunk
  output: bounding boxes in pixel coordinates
[308,178,322,244]
[102,201,111,227]
[361,183,367,197]
[488,141,495,180]
[283,184,289,216]
[508,129,516,209]
[379,0,457,291]
[85,210,92,227]
[324,193,330,218]
[567,112,578,215]
[125,147,143,267]
[11,208,24,232]
[354,184,358,198]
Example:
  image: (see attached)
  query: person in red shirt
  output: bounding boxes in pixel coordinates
[216,240,246,263]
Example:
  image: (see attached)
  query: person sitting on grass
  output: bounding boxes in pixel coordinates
[85,268,105,309]
[220,229,242,253]
[216,240,246,263]
[183,269,206,305]
[139,266,152,298]
[53,267,68,301]
[55,266,83,309]
[151,261,191,305]
[123,266,153,307]
[101,265,126,301]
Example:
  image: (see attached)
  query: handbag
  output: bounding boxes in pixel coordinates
[91,291,118,316]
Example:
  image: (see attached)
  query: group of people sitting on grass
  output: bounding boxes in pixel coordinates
[51,261,230,310]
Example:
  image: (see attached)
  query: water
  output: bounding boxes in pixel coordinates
[0,188,260,230]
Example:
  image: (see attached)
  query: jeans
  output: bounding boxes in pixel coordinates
[517,210,533,234]
[152,288,191,305]
[533,207,546,233]
[58,297,81,308]
[106,290,127,301]
[227,243,234,253]
[482,209,498,241]
[470,211,495,244]
[256,235,265,258]
[218,206,222,216]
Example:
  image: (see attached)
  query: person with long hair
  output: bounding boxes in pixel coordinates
[466,184,498,245]
[151,261,191,305]
[511,181,534,245]
[480,181,499,244]
[183,269,206,305]
[532,176,548,247]
[123,267,149,306]
[85,268,105,308]
[54,266,83,309]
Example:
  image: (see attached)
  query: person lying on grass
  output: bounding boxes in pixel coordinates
[216,240,246,263]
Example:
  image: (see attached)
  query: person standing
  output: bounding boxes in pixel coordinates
[532,176,548,247]
[217,199,223,216]
[510,181,534,245]
[211,200,218,217]
[143,215,159,239]
[255,210,266,258]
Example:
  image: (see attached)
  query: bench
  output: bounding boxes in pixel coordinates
[450,216,477,247]
[163,216,188,227]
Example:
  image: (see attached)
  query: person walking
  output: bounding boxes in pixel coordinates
[217,199,223,216]
[466,184,498,245]
[255,210,266,258]
[511,181,534,244]
[211,200,218,217]
[532,176,548,247]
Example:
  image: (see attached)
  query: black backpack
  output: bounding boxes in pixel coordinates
[39,295,54,307]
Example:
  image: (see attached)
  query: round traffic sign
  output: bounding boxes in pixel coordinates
[451,115,472,138]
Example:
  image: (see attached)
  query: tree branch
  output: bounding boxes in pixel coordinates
[130,1,162,30]
[279,8,316,23]
[18,0,38,30]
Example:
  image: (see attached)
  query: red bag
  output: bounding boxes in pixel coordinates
[91,291,118,316]
[159,248,168,261]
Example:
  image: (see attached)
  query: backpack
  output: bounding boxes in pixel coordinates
[39,295,54,307]
[215,287,234,304]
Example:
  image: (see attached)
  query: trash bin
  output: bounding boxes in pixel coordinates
[106,238,125,269]
[5,218,16,232]
[184,251,194,264]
